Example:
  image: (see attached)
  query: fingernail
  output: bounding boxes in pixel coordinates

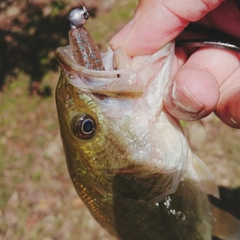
[164,80,206,120]
[215,89,240,128]
[109,19,134,50]
[171,81,205,113]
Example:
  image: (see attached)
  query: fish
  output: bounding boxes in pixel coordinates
[55,6,240,240]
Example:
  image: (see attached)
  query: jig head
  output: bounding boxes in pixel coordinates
[69,5,89,29]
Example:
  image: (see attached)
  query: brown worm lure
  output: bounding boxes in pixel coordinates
[68,6,105,70]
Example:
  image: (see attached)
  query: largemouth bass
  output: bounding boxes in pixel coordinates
[55,6,240,240]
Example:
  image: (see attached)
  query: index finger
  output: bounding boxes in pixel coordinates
[110,0,223,56]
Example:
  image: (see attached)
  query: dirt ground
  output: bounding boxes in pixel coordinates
[0,1,240,240]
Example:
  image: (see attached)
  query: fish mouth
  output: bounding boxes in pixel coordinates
[55,43,173,99]
[56,46,120,78]
[55,45,145,98]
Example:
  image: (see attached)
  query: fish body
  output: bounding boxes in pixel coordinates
[55,39,239,239]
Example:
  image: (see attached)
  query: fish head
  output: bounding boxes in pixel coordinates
[55,43,189,206]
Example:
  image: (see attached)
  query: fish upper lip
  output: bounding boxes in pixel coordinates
[56,45,146,98]
[56,46,122,77]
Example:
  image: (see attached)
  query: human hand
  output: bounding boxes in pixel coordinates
[110,0,240,128]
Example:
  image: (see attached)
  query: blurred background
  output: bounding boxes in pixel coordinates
[0,0,239,239]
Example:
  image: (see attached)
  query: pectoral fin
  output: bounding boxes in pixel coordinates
[189,152,219,198]
[212,205,240,240]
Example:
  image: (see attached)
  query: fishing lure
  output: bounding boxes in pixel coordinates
[68,6,105,70]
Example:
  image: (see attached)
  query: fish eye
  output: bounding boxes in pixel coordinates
[73,114,95,139]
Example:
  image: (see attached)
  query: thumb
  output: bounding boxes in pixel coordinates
[110,0,223,56]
